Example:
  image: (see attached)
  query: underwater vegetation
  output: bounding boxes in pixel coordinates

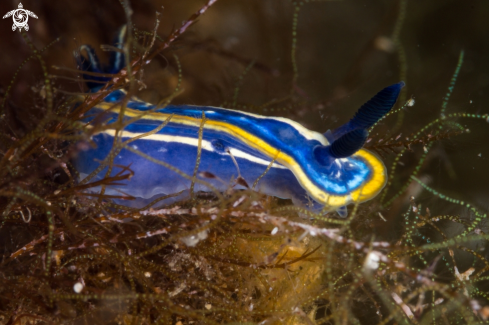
[0,0,489,324]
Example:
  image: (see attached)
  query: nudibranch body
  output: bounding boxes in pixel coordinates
[74,28,403,215]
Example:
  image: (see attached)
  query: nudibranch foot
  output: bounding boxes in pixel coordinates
[336,206,348,218]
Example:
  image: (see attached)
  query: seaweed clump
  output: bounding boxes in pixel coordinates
[0,1,489,324]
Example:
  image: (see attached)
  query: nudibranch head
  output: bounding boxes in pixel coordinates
[303,81,405,207]
[305,147,387,208]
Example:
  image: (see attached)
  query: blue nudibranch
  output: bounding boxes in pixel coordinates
[74,27,404,215]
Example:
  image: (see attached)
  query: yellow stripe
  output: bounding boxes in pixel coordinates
[95,102,387,207]
[325,149,387,206]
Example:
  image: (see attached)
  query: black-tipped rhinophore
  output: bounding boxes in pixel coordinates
[350,81,405,129]
[314,128,368,165]
[317,83,403,165]
[330,128,368,158]
[76,26,127,90]
[331,81,405,139]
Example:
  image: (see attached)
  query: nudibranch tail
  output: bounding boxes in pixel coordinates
[107,25,127,75]
[77,45,104,89]
[76,25,127,90]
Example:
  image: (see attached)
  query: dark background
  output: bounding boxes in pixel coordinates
[0,0,488,229]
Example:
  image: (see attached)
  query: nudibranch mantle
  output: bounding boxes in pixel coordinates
[76,89,396,210]
[74,28,403,214]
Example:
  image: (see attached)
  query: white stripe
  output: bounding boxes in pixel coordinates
[113,25,127,71]
[100,129,287,169]
[201,106,329,146]
[80,45,99,71]
[100,97,329,146]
